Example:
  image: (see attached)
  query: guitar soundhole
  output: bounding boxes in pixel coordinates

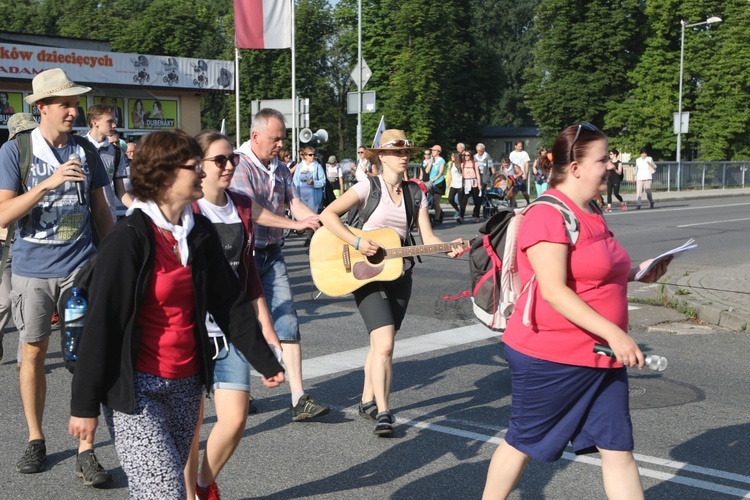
[367,247,386,265]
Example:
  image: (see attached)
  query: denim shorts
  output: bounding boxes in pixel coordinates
[211,338,251,392]
[503,344,634,462]
[254,244,300,342]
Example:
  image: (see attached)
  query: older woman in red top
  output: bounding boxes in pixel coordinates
[482,124,672,500]
[69,130,285,500]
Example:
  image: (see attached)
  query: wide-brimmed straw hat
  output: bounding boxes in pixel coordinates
[7,113,39,139]
[364,129,422,164]
[24,68,91,105]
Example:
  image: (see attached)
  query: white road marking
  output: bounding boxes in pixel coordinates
[259,322,750,496]
[300,323,500,379]
[387,411,750,498]
[677,217,750,228]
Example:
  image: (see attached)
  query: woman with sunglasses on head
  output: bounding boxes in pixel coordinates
[184,131,314,499]
[68,130,285,500]
[319,130,464,437]
[482,124,672,499]
[458,148,482,223]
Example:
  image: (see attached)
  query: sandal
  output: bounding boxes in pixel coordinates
[373,411,395,437]
[358,400,378,421]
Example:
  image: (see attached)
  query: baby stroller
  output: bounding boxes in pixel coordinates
[482,173,511,218]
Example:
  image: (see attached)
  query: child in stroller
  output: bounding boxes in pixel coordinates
[483,172,512,218]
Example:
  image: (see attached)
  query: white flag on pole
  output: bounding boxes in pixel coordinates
[372,115,386,148]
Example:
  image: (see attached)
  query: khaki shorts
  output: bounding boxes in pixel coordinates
[10,270,78,344]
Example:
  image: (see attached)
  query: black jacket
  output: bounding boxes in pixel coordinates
[71,209,284,418]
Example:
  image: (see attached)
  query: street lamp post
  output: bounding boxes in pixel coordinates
[677,16,722,191]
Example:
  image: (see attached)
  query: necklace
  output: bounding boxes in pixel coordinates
[157,227,178,258]
[383,178,402,195]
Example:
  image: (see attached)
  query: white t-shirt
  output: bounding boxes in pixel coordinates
[351,176,428,241]
[197,197,243,338]
[635,156,654,181]
[449,163,462,189]
[355,159,371,183]
[509,150,530,175]
[326,163,342,179]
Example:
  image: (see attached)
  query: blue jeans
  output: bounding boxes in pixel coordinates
[254,244,300,341]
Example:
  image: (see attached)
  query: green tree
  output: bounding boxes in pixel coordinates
[472,0,540,127]
[605,0,745,161]
[525,0,645,142]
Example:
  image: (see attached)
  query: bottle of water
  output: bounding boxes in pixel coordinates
[63,287,87,362]
[593,344,668,372]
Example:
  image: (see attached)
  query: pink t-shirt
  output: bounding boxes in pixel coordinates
[502,190,631,368]
[351,176,428,241]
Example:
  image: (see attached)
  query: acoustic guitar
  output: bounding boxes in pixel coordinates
[309,226,471,296]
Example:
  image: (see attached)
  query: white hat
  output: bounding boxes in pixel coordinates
[24,68,91,105]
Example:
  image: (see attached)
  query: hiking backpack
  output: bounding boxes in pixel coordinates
[469,193,591,331]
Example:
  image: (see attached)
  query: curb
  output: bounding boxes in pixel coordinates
[660,274,750,333]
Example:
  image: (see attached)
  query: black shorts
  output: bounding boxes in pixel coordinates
[353,271,413,333]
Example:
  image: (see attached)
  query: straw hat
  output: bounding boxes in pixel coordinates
[7,113,39,139]
[364,129,422,164]
[24,68,91,105]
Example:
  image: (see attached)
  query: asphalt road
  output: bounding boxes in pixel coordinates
[0,196,748,499]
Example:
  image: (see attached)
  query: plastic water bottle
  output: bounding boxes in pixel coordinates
[63,287,87,362]
[593,344,668,372]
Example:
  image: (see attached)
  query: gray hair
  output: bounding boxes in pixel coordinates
[476,143,485,149]
[251,108,286,133]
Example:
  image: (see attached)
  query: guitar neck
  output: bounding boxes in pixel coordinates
[384,241,465,259]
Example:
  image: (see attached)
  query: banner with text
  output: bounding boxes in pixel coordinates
[0,44,234,91]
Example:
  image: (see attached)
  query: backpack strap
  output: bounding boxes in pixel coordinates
[73,135,102,193]
[0,133,35,284]
[113,144,121,175]
[402,180,424,262]
[351,176,381,229]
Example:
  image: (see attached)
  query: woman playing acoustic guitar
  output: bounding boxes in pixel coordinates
[319,130,464,437]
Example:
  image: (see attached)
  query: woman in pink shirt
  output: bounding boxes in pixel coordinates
[482,124,672,499]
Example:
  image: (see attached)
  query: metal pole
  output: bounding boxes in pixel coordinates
[356,0,362,149]
[235,48,241,148]
[291,0,297,161]
[676,20,685,192]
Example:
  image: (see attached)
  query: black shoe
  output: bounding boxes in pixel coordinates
[373,411,395,437]
[650,202,654,209]
[17,442,46,474]
[248,396,258,415]
[636,205,641,210]
[76,451,113,487]
[0,338,3,361]
[291,394,330,422]
[358,400,377,421]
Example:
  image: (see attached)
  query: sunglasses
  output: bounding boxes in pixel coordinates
[570,123,598,160]
[178,162,204,174]
[358,151,365,154]
[380,139,412,148]
[302,153,314,157]
[462,154,472,158]
[203,153,240,170]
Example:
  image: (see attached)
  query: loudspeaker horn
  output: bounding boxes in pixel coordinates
[299,128,313,143]
[314,129,328,143]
